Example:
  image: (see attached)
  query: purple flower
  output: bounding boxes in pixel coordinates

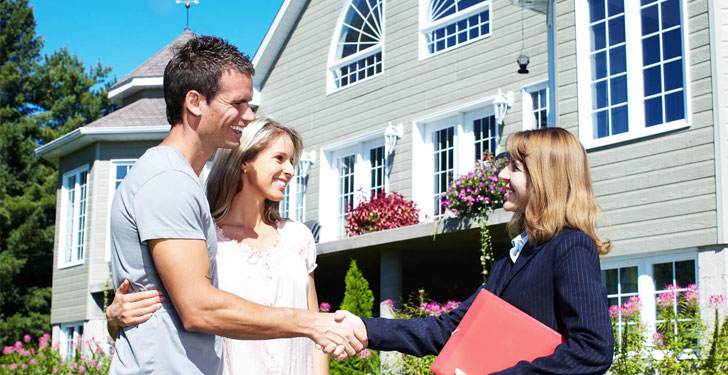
[319,302,331,312]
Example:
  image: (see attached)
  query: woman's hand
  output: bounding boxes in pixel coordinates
[106,279,165,339]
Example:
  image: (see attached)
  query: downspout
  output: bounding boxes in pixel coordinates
[547,0,557,126]
[708,0,727,244]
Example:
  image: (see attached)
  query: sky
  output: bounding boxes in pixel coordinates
[29,0,284,81]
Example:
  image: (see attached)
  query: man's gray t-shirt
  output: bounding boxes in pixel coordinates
[109,146,221,375]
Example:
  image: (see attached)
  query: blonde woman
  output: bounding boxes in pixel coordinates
[360,127,614,374]
[108,118,329,375]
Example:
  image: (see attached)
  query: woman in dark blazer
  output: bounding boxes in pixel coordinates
[361,127,614,374]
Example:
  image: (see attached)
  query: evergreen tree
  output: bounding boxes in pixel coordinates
[0,0,117,346]
[330,260,380,375]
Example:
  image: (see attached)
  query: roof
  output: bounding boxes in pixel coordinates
[35,97,170,163]
[86,97,168,128]
[108,30,195,104]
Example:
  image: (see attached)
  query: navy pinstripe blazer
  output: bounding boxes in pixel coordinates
[362,229,614,375]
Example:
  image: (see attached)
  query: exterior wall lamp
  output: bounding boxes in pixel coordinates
[299,150,316,180]
[493,89,514,126]
[384,122,403,158]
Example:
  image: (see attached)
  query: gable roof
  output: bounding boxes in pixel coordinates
[108,30,195,105]
[251,0,308,105]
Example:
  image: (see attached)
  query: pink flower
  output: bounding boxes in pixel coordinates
[652,333,664,348]
[685,284,699,306]
[621,296,641,318]
[318,302,331,313]
[79,365,87,373]
[96,364,102,370]
[23,334,31,343]
[70,362,77,369]
[2,346,14,355]
[608,305,621,319]
[709,294,725,309]
[29,359,38,365]
[95,345,102,354]
[657,285,679,308]
[13,341,21,349]
[357,348,371,358]
[382,299,394,308]
[52,368,59,373]
[9,364,17,370]
[21,364,27,370]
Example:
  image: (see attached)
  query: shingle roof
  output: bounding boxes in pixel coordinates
[86,97,168,128]
[111,30,195,90]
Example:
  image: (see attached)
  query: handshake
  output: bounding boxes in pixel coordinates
[313,310,369,361]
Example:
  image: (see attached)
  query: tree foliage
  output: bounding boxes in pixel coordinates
[0,0,117,346]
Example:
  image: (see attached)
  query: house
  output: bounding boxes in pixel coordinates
[35,30,194,356]
[37,0,728,357]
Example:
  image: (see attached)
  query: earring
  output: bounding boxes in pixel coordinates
[243,169,247,174]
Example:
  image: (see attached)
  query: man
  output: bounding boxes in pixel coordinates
[109,35,365,374]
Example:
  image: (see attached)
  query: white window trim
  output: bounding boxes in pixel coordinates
[418,0,492,60]
[105,160,136,263]
[412,95,498,220]
[521,80,549,130]
[601,249,698,335]
[58,165,90,269]
[574,0,691,150]
[326,0,386,94]
[281,162,308,222]
[319,129,388,242]
[59,321,84,359]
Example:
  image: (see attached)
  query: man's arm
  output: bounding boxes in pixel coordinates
[150,238,366,356]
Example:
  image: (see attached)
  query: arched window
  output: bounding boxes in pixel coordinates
[420,0,491,57]
[328,0,384,92]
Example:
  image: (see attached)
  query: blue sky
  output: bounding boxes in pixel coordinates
[29,0,284,82]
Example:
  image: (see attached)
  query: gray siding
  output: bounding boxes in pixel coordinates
[51,145,95,324]
[554,0,717,258]
[258,0,550,221]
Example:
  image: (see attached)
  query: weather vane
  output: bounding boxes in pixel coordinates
[176,0,199,30]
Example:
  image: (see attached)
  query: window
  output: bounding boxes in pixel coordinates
[575,0,687,148]
[59,166,89,267]
[600,251,697,336]
[106,160,135,262]
[60,322,83,359]
[280,165,308,222]
[433,126,455,218]
[522,81,550,130]
[370,146,386,196]
[412,98,498,219]
[328,0,384,92]
[338,154,357,237]
[419,0,491,58]
[319,136,388,241]
[653,259,696,339]
[602,265,638,341]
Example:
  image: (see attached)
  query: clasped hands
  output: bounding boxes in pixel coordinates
[313,310,369,362]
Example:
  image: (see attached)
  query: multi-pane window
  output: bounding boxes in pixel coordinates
[60,166,89,267]
[602,266,639,341]
[641,0,685,127]
[280,183,291,218]
[588,0,628,138]
[370,146,385,196]
[531,89,548,129]
[338,155,356,237]
[473,115,496,161]
[653,259,696,338]
[114,163,133,189]
[576,0,687,147]
[421,0,491,56]
[433,127,454,218]
[329,0,384,91]
[280,165,307,222]
[61,323,83,359]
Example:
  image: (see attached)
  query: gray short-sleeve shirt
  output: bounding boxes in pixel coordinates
[109,146,221,375]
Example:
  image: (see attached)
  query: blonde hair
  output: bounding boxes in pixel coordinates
[206,117,303,225]
[506,127,611,255]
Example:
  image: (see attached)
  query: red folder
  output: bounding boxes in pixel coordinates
[430,289,566,375]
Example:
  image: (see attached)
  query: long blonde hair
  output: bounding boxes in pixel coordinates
[206,117,303,225]
[506,127,611,254]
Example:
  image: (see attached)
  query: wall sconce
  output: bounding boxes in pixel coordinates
[384,122,403,158]
[298,150,316,179]
[517,53,530,74]
[493,89,514,126]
